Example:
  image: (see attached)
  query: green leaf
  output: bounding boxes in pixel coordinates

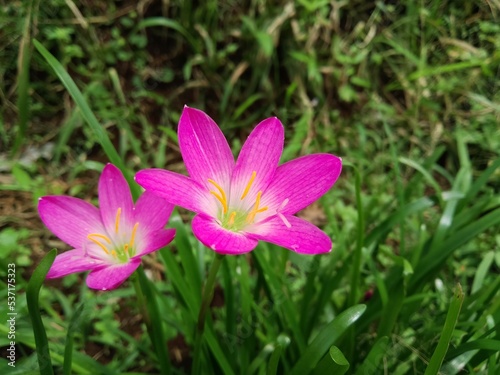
[26,249,56,375]
[32,40,138,198]
[356,337,389,374]
[136,266,171,375]
[312,346,350,375]
[63,304,85,375]
[424,284,464,375]
[290,304,366,375]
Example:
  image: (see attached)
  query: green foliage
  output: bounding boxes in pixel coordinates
[1,0,499,374]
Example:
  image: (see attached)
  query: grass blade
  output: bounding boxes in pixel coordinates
[312,346,350,375]
[32,40,138,197]
[26,249,56,375]
[136,266,171,375]
[63,303,85,375]
[424,284,464,375]
[12,2,32,156]
[355,337,389,374]
[289,304,366,375]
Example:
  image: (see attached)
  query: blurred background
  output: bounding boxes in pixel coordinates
[1,0,499,374]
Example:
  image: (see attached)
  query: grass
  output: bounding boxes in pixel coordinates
[1,0,499,374]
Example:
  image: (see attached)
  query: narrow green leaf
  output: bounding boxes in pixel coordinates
[137,266,171,375]
[458,156,500,211]
[399,157,443,205]
[12,3,32,156]
[170,213,201,295]
[471,251,495,294]
[424,284,464,375]
[26,249,56,375]
[267,344,283,375]
[312,346,350,375]
[412,208,500,289]
[356,337,389,374]
[32,40,138,197]
[63,303,85,375]
[290,304,366,375]
[446,339,500,360]
[408,60,485,81]
[135,17,199,52]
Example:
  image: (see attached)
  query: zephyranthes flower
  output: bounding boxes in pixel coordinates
[38,164,175,290]
[135,106,342,255]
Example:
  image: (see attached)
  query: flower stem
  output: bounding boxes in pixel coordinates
[192,253,224,374]
[133,266,172,375]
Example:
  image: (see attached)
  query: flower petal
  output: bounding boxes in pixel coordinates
[192,214,258,255]
[38,196,105,249]
[229,117,284,209]
[85,259,141,290]
[178,107,235,189]
[46,249,104,278]
[135,169,215,216]
[98,164,135,234]
[260,154,342,215]
[134,190,174,232]
[134,228,175,257]
[248,215,332,255]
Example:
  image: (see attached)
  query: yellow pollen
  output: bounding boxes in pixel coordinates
[111,250,117,258]
[208,179,228,214]
[87,233,111,254]
[241,171,257,200]
[115,207,122,233]
[228,211,237,226]
[246,191,268,223]
[124,244,129,253]
[130,223,139,247]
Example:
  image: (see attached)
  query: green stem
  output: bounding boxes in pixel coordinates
[192,253,224,374]
[134,266,171,375]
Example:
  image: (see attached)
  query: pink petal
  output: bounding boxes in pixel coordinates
[134,228,175,257]
[248,215,332,255]
[38,196,105,249]
[260,154,342,215]
[46,249,104,278]
[134,191,174,232]
[192,214,258,255]
[229,117,284,209]
[98,164,135,234]
[178,107,235,189]
[135,169,216,216]
[85,259,141,290]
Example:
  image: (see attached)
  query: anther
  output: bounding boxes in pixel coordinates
[115,207,122,233]
[87,233,111,254]
[130,223,139,247]
[208,179,228,213]
[241,171,257,200]
[246,191,268,223]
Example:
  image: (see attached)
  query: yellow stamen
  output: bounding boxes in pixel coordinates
[115,207,122,233]
[228,211,237,226]
[208,179,228,214]
[87,233,111,254]
[130,223,139,247]
[246,191,268,223]
[111,250,117,258]
[241,171,257,200]
[124,244,129,253]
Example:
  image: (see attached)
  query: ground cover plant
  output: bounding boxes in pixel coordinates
[1,0,499,374]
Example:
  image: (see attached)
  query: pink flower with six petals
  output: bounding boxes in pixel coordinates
[135,107,342,255]
[38,164,175,290]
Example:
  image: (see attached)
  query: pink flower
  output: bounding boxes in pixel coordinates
[38,164,175,290]
[135,107,342,255]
